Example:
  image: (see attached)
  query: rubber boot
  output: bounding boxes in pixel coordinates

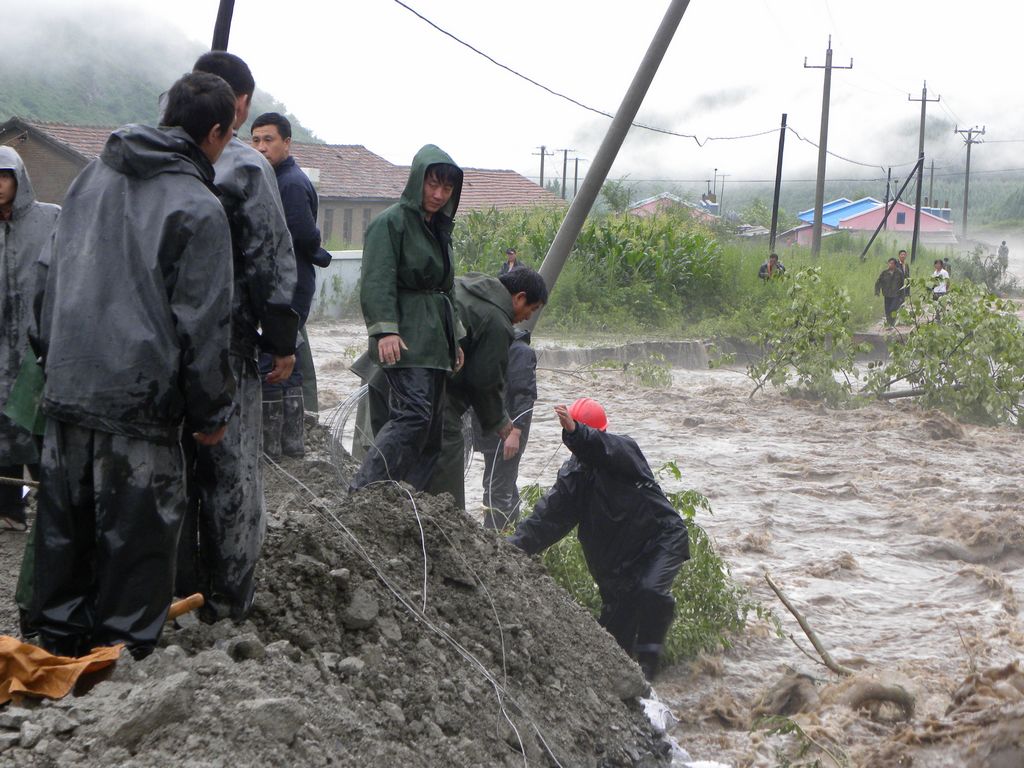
[262,392,284,459]
[281,386,305,457]
[635,594,677,682]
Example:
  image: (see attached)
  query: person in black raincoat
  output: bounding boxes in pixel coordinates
[0,147,60,531]
[30,72,238,658]
[349,145,465,492]
[428,268,547,510]
[509,400,690,680]
[176,53,300,623]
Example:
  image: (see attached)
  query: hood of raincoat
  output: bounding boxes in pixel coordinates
[457,272,514,322]
[0,146,39,219]
[36,124,235,443]
[400,144,463,221]
[101,124,216,185]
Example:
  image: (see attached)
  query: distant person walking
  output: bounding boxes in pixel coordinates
[998,240,1009,262]
[499,247,520,276]
[897,249,911,297]
[758,252,785,280]
[874,258,905,328]
[931,259,950,299]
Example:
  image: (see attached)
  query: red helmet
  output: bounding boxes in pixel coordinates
[568,397,607,431]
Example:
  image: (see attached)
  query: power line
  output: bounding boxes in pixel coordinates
[523,166,1024,184]
[786,124,918,171]
[391,0,779,146]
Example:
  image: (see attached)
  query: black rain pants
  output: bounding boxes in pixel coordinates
[350,367,445,491]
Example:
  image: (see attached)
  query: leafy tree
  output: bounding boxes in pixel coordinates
[867,278,1024,425]
[746,266,868,406]
[600,178,634,213]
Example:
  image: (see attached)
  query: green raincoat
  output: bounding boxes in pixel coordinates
[360,145,463,371]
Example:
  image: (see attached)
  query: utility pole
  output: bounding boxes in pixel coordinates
[928,158,935,208]
[533,145,553,188]
[573,157,586,198]
[769,113,788,252]
[805,36,853,257]
[718,174,731,219]
[954,125,985,239]
[211,0,236,50]
[882,167,891,231]
[908,81,940,263]
[525,0,692,331]
[557,148,574,200]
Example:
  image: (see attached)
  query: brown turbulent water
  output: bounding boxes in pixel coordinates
[312,321,1024,767]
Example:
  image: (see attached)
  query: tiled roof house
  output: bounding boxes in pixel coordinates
[0,117,563,247]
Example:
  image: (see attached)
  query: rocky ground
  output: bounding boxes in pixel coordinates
[0,426,670,767]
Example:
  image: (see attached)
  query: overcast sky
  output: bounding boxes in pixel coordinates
[67,1,1024,188]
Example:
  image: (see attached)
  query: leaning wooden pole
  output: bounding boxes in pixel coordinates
[211,0,236,51]
[524,0,691,330]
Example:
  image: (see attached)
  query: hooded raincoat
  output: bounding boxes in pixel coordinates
[36,125,236,443]
[360,144,463,371]
[30,124,236,656]
[0,147,60,466]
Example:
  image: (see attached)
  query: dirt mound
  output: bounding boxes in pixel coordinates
[1,427,668,767]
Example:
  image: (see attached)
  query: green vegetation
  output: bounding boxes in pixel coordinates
[518,461,770,663]
[745,267,870,407]
[452,207,959,340]
[865,279,1024,426]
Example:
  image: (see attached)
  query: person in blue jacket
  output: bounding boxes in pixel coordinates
[251,112,332,457]
[509,398,690,680]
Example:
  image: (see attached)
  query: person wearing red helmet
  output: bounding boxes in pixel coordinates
[508,399,690,681]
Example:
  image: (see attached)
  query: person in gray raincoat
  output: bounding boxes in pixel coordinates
[176,52,300,623]
[30,72,238,658]
[0,147,60,530]
[471,327,537,529]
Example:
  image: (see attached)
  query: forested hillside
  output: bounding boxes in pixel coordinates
[2,6,319,141]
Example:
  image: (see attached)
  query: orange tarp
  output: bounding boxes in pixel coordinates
[0,636,123,703]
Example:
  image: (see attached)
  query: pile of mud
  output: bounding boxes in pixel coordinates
[1,427,668,767]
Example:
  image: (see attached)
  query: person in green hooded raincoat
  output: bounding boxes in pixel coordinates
[349,145,465,491]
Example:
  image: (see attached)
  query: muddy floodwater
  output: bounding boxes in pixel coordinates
[313,320,1024,767]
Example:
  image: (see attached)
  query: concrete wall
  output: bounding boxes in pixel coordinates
[310,250,362,319]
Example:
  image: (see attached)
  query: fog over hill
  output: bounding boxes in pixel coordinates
[1,2,320,141]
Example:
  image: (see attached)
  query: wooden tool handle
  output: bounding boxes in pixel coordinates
[168,593,205,621]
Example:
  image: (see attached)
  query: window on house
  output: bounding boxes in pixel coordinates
[896,212,906,225]
[362,208,372,235]
[343,208,353,243]
[323,208,334,244]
